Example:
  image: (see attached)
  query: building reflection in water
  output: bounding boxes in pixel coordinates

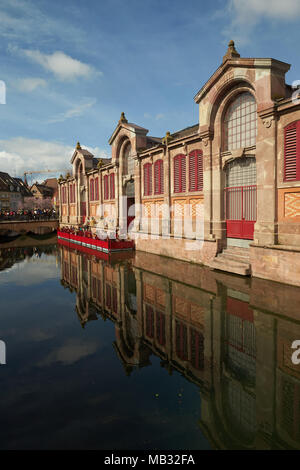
[59,244,300,450]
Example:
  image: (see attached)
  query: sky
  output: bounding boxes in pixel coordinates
[0,0,300,182]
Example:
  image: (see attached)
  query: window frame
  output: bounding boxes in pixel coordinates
[174,154,186,193]
[284,120,300,182]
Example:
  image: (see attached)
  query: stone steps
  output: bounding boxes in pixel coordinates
[209,246,251,276]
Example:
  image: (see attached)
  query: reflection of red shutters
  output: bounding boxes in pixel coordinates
[144,163,152,196]
[154,160,164,195]
[97,279,101,302]
[190,328,204,370]
[112,286,118,314]
[146,305,154,338]
[284,121,300,181]
[189,150,203,191]
[106,284,111,308]
[174,155,186,193]
[176,320,188,360]
[156,311,166,345]
[110,174,115,199]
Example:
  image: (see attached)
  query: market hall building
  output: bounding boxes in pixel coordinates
[58,41,300,287]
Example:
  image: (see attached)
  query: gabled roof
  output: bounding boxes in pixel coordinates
[0,172,20,192]
[14,178,33,197]
[109,113,148,145]
[31,183,54,197]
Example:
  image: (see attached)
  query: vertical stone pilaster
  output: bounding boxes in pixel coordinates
[201,134,213,240]
[164,147,171,237]
[254,111,278,245]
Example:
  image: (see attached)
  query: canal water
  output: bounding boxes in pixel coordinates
[0,242,300,450]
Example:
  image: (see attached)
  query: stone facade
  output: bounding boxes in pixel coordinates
[59,42,300,287]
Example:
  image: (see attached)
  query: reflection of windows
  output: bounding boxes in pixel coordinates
[112,286,118,314]
[224,298,256,386]
[190,328,204,370]
[71,266,77,286]
[223,92,257,151]
[106,283,111,308]
[176,320,188,360]
[156,311,166,346]
[280,377,300,441]
[146,305,154,338]
[224,378,256,440]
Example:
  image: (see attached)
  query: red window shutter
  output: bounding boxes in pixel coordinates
[90,179,95,201]
[144,163,152,196]
[174,155,186,193]
[189,150,203,191]
[95,177,99,200]
[197,152,203,191]
[104,175,109,200]
[154,160,164,195]
[189,153,196,191]
[110,174,115,199]
[284,121,300,181]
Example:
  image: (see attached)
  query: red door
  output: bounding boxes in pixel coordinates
[127,197,135,229]
[225,185,256,239]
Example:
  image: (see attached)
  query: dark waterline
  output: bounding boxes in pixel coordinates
[0,243,299,450]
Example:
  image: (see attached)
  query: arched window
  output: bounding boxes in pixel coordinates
[189,150,203,191]
[123,142,134,176]
[110,173,115,199]
[284,121,300,181]
[223,92,257,151]
[154,160,164,195]
[144,163,152,196]
[104,175,109,200]
[174,154,186,193]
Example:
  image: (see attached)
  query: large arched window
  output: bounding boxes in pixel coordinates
[223,92,257,151]
[123,142,134,176]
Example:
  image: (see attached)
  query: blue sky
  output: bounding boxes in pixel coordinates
[0,0,300,181]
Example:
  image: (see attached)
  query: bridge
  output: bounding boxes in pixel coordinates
[0,219,59,235]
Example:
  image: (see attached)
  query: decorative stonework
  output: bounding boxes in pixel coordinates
[285,192,300,218]
[262,117,274,128]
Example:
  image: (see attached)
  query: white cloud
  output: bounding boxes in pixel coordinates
[47,99,97,123]
[155,113,165,120]
[37,339,99,366]
[0,137,109,179]
[14,77,47,92]
[10,46,100,81]
[223,0,300,44]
